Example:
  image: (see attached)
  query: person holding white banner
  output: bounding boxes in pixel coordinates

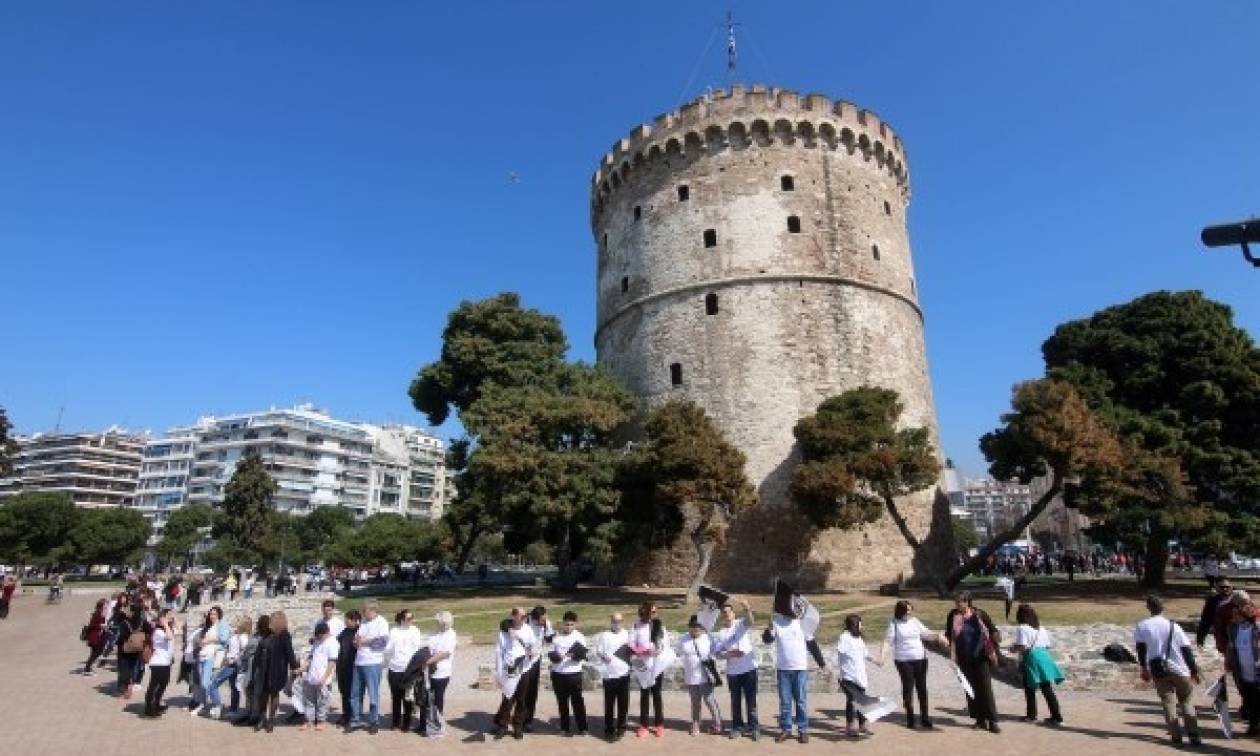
[492,607,535,740]
[631,602,672,738]
[944,591,1001,734]
[836,614,882,737]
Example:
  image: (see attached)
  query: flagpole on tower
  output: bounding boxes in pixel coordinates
[726,10,738,89]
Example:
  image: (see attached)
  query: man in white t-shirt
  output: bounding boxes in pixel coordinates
[299,622,339,730]
[595,612,630,740]
[763,610,809,743]
[313,599,345,641]
[349,600,390,733]
[494,607,536,740]
[1135,595,1201,746]
[715,600,758,740]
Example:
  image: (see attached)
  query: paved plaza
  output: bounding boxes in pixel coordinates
[3,591,1257,755]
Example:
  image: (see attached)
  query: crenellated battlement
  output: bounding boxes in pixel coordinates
[590,84,909,216]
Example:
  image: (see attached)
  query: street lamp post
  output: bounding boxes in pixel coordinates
[1202,218,1260,267]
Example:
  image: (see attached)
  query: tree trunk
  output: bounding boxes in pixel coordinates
[453,524,483,575]
[882,493,946,595]
[1142,530,1169,590]
[943,471,1063,592]
[687,530,715,605]
[555,521,578,590]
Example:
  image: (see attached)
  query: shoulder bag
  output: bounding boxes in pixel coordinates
[1148,619,1175,679]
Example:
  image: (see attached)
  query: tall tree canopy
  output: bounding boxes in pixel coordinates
[328,513,443,567]
[616,400,756,599]
[0,492,78,566]
[212,449,278,563]
[154,502,217,569]
[1040,290,1260,586]
[65,507,150,565]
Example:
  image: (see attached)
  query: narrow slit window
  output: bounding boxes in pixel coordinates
[787,216,801,233]
[670,362,683,386]
[677,185,689,201]
[705,292,719,315]
[910,278,916,293]
[703,229,717,248]
[781,175,795,191]
[872,244,881,260]
[621,276,629,293]
[633,205,641,221]
[883,200,892,215]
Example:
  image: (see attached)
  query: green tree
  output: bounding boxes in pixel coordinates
[212,449,277,562]
[952,517,980,560]
[328,513,443,567]
[0,408,18,478]
[1040,290,1260,587]
[616,400,757,599]
[65,508,149,566]
[439,437,503,573]
[293,506,355,565]
[0,492,78,567]
[154,503,217,569]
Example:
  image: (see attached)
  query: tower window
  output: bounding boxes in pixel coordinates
[670,362,683,386]
[705,292,719,315]
[633,205,641,221]
[602,233,608,251]
[884,200,892,215]
[678,185,690,201]
[621,276,629,293]
[910,278,916,293]
[703,229,717,248]
[872,244,881,260]
[781,175,795,191]
[787,216,801,233]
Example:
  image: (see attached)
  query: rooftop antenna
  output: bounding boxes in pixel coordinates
[54,405,64,433]
[726,9,740,89]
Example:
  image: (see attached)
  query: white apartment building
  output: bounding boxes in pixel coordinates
[0,430,146,508]
[132,405,447,536]
[961,476,1033,543]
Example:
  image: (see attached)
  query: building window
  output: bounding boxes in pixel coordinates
[872,244,881,260]
[703,229,717,248]
[705,292,719,315]
[781,175,794,191]
[884,200,892,215]
[633,205,641,221]
[678,185,689,201]
[787,216,801,233]
[670,362,683,386]
[621,276,629,293]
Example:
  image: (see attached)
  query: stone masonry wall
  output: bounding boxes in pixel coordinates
[592,86,946,590]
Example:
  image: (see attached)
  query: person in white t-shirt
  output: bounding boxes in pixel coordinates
[714,600,757,739]
[1135,595,1201,746]
[313,599,346,641]
[595,612,630,740]
[143,610,176,718]
[676,616,722,736]
[493,606,537,739]
[548,610,589,735]
[876,599,941,729]
[349,600,390,733]
[1012,603,1063,724]
[298,621,339,731]
[763,608,809,742]
[420,611,456,737]
[835,614,880,737]
[384,610,425,732]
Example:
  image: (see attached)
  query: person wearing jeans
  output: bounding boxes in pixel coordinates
[350,601,390,733]
[716,600,758,740]
[420,611,457,736]
[207,615,250,715]
[763,608,810,743]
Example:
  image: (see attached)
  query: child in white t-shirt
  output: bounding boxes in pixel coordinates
[299,622,339,730]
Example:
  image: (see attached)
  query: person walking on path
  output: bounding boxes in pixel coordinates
[143,610,176,718]
[0,575,18,619]
[1136,594,1202,747]
[677,615,722,736]
[715,600,758,741]
[763,602,810,743]
[548,610,590,736]
[1011,603,1064,725]
[1225,594,1260,736]
[595,612,630,741]
[335,610,361,730]
[349,600,389,734]
[298,621,339,731]
[384,609,424,732]
[876,599,941,729]
[420,610,456,737]
[836,614,879,738]
[82,598,109,675]
[493,606,536,740]
[944,591,1002,734]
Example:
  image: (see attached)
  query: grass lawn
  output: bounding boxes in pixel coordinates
[335,575,1246,647]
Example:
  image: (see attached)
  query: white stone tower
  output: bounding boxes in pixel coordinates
[592,85,944,588]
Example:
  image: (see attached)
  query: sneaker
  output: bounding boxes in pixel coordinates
[750,728,760,742]
[636,726,648,738]
[728,728,739,739]
[776,731,790,743]
[314,723,325,731]
[189,704,202,717]
[987,722,1001,734]
[710,725,722,736]
[512,730,523,740]
[368,723,378,735]
[298,724,309,732]
[920,718,933,729]
[1171,735,1183,745]
[653,725,664,738]
[210,706,221,721]
[799,732,810,744]
[1189,734,1202,747]
[1044,716,1063,726]
[689,723,699,737]
[493,727,508,740]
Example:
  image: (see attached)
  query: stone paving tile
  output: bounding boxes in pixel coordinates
[2,593,1256,755]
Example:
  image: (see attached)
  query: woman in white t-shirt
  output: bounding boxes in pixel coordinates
[674,616,721,736]
[143,610,176,718]
[835,614,880,737]
[1012,603,1063,724]
[876,600,941,729]
[384,610,425,731]
[422,611,457,736]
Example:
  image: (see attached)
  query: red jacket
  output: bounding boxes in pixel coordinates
[86,608,107,647]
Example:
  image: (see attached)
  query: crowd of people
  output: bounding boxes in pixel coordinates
[69,577,1260,746]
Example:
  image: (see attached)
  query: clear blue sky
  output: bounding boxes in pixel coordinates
[2,1,1257,476]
